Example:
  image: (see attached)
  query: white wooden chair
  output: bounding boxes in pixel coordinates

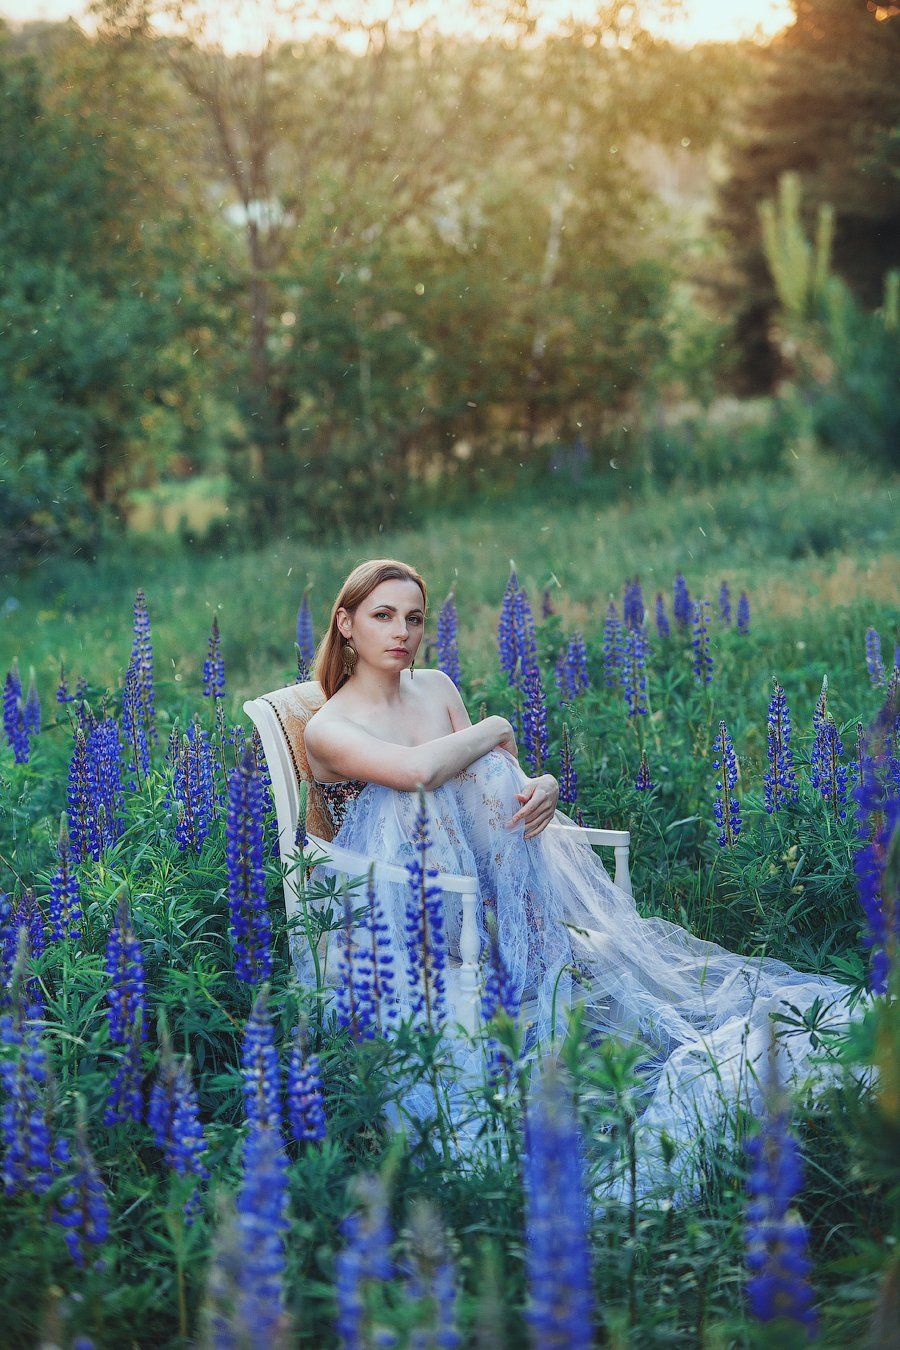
[243,680,632,1033]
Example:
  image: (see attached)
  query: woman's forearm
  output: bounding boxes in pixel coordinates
[410,716,507,791]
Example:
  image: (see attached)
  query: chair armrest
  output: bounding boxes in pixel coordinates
[544,823,630,847]
[303,833,479,896]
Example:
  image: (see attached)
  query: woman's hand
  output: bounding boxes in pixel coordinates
[506,773,559,840]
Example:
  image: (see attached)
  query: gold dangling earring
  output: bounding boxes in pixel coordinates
[341,640,358,676]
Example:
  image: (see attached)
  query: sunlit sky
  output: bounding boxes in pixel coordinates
[1,0,795,53]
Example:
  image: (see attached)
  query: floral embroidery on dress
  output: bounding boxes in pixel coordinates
[314,778,368,836]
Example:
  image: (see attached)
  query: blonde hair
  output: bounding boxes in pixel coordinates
[313,559,428,700]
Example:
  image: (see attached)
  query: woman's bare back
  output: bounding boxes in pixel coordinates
[305,669,458,784]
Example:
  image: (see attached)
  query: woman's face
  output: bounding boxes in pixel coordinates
[337,578,426,674]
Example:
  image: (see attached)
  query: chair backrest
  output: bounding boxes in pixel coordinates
[247,679,334,843]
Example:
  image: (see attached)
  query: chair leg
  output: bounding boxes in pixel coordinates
[614,844,633,897]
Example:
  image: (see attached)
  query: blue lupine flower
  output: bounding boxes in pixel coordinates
[559,723,578,806]
[404,795,448,1031]
[57,663,75,704]
[22,667,40,736]
[852,690,900,993]
[481,909,520,1024]
[203,615,226,699]
[51,1117,110,1268]
[654,591,670,639]
[241,984,282,1133]
[522,662,549,775]
[103,894,146,1126]
[635,749,653,791]
[0,905,43,1012]
[809,677,829,786]
[121,658,150,791]
[286,1030,327,1144]
[1,997,58,1197]
[737,590,751,634]
[3,661,29,764]
[334,1172,394,1350]
[226,745,273,985]
[622,576,644,630]
[512,585,539,683]
[234,1124,291,1346]
[90,714,126,851]
[602,601,624,688]
[865,627,885,687]
[130,589,156,742]
[173,721,216,853]
[712,719,742,847]
[673,572,692,629]
[744,1032,817,1335]
[763,679,799,814]
[555,633,589,703]
[622,625,650,717]
[67,728,100,864]
[48,815,83,943]
[335,890,378,1043]
[437,587,462,690]
[14,887,46,963]
[719,581,732,625]
[523,1064,594,1349]
[497,565,520,687]
[339,866,396,1040]
[691,598,714,686]
[404,1199,461,1350]
[296,585,316,671]
[810,714,849,823]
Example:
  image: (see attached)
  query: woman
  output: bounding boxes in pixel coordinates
[301,559,860,1199]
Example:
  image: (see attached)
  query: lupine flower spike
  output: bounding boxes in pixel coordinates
[763,679,799,814]
[404,1198,462,1350]
[622,625,650,717]
[712,719,742,847]
[226,744,273,984]
[737,590,751,634]
[437,586,462,689]
[234,1124,292,1345]
[559,723,578,806]
[523,1063,594,1349]
[3,661,28,764]
[744,1026,817,1335]
[203,614,226,699]
[602,601,624,688]
[497,563,520,687]
[57,662,75,704]
[810,712,849,823]
[130,589,156,741]
[173,721,216,852]
[22,667,40,737]
[556,632,590,703]
[147,1052,208,1217]
[718,581,732,625]
[1,932,61,1197]
[51,1105,111,1268]
[623,576,644,630]
[296,585,315,681]
[635,748,653,791]
[865,627,885,687]
[286,1021,327,1144]
[103,893,147,1126]
[404,791,448,1031]
[121,658,150,791]
[654,591,670,639]
[673,572,692,630]
[48,814,83,943]
[522,663,549,775]
[691,598,714,686]
[241,983,282,1133]
[336,888,378,1043]
[852,686,900,993]
[334,1172,395,1349]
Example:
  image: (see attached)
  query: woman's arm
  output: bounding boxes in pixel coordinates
[437,669,519,763]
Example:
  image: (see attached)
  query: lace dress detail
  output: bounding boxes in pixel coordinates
[313,777,369,836]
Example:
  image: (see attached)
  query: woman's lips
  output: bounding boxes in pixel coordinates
[388,648,408,655]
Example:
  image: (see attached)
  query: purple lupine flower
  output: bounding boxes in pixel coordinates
[48,815,83,943]
[203,615,226,700]
[22,667,40,737]
[13,887,46,962]
[57,663,75,704]
[0,901,42,1012]
[75,681,95,736]
[103,894,146,1126]
[558,723,578,806]
[622,625,650,717]
[719,581,732,625]
[763,679,799,814]
[234,1124,291,1346]
[334,1172,394,1349]
[51,1118,111,1268]
[691,598,714,686]
[512,585,539,683]
[809,676,829,786]
[481,908,520,1024]
[67,727,101,864]
[497,565,520,687]
[712,719,742,847]
[173,721,216,853]
[744,1031,817,1335]
[737,590,751,634]
[601,601,624,689]
[3,661,28,764]
[437,587,462,689]
[226,745,273,985]
[654,592,670,639]
[622,576,644,631]
[541,585,555,618]
[865,627,885,687]
[555,633,589,703]
[635,749,653,791]
[523,1063,594,1349]
[673,572,692,630]
[0,994,57,1197]
[251,725,272,792]
[130,589,156,742]
[89,714,126,851]
[121,658,150,792]
[852,689,900,993]
[810,715,849,823]
[404,1199,461,1350]
[335,890,378,1043]
[151,1056,208,1219]
[241,984,282,1133]
[286,1027,327,1144]
[522,662,549,776]
[296,585,316,672]
[357,864,396,1034]
[404,794,448,1031]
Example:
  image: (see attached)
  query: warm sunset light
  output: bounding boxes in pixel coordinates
[2,0,795,52]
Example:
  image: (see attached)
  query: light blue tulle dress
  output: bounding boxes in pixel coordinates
[296,748,864,1201]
